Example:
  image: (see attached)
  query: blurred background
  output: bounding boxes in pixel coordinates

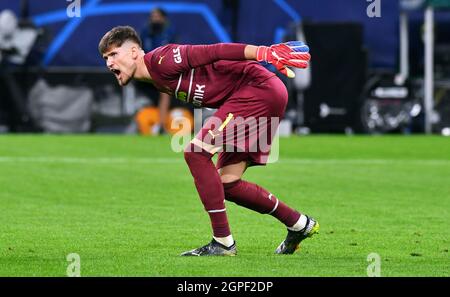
[1,0,449,136]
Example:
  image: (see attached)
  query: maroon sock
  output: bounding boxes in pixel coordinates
[223,180,300,227]
[184,144,231,237]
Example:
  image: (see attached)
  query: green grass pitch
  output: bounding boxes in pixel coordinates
[0,135,449,276]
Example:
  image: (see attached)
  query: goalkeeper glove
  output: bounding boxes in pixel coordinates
[256,41,310,78]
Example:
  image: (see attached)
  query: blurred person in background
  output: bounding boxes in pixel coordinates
[0,5,44,132]
[137,7,177,134]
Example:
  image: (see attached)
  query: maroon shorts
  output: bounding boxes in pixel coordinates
[191,76,288,169]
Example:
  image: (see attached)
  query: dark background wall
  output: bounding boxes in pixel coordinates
[0,0,402,69]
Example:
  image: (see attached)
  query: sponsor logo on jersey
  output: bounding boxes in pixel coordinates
[173,47,182,64]
[192,84,205,107]
[177,91,187,101]
[158,55,165,64]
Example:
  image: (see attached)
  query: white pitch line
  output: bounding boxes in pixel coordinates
[280,158,450,166]
[0,157,180,164]
[0,157,449,166]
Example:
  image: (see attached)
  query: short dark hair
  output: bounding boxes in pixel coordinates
[98,25,142,54]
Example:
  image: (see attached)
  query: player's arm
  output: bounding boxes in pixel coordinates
[153,43,248,77]
[153,42,310,78]
[157,92,170,133]
[187,42,310,77]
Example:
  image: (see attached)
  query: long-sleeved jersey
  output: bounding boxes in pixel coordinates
[143,43,275,108]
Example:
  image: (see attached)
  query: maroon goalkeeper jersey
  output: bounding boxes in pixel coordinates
[143,43,275,108]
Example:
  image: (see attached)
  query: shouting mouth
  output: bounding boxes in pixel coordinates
[109,67,130,86]
[111,68,121,79]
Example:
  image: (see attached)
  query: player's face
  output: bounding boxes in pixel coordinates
[103,43,137,86]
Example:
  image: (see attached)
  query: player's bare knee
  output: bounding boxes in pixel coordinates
[220,174,241,184]
[219,161,247,183]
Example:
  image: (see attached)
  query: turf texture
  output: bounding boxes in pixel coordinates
[0,135,449,276]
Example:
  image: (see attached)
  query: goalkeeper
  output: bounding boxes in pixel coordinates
[99,26,319,256]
